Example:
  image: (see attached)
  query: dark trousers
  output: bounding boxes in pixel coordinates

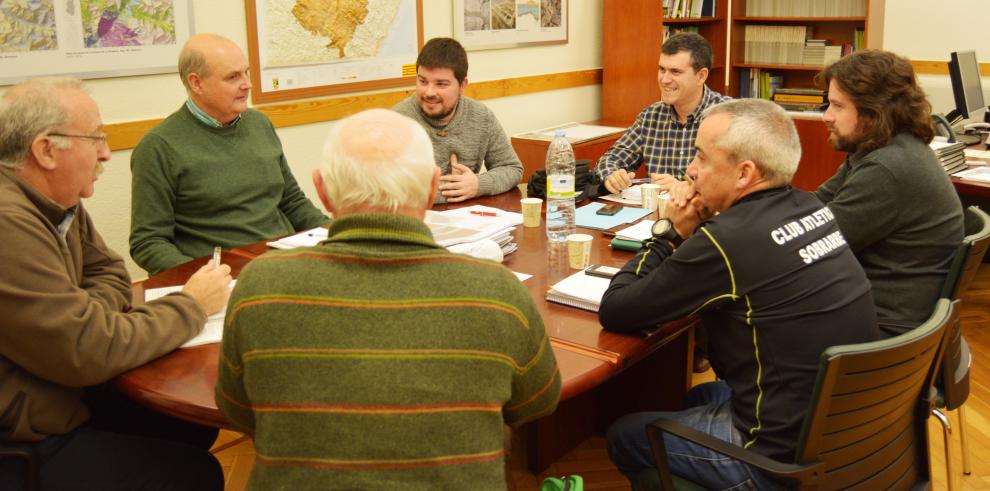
[1,384,223,491]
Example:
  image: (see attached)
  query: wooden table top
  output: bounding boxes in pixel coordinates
[117,189,693,428]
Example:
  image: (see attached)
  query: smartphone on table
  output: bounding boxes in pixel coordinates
[596,203,623,216]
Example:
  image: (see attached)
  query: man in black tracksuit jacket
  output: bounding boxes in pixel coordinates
[600,99,881,491]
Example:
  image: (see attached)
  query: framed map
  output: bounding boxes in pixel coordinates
[453,0,567,51]
[0,0,193,84]
[245,0,423,103]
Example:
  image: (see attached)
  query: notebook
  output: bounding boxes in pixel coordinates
[546,270,613,312]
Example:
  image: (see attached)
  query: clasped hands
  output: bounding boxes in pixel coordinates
[438,154,479,203]
[665,177,714,240]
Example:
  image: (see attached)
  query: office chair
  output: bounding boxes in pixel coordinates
[0,440,38,491]
[933,205,990,490]
[641,299,957,491]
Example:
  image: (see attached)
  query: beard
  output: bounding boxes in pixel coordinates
[419,97,459,123]
[826,125,862,153]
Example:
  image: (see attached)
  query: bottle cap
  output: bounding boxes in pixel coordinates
[554,129,566,137]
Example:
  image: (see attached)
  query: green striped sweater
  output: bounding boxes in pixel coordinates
[216,213,560,489]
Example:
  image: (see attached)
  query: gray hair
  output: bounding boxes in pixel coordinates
[320,109,436,212]
[0,77,81,169]
[703,99,801,185]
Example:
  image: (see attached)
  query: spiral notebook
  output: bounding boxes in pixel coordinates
[546,270,613,312]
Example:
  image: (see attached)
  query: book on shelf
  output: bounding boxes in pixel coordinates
[744,25,808,65]
[664,25,699,41]
[664,0,715,19]
[774,93,825,104]
[745,0,865,17]
[546,270,613,313]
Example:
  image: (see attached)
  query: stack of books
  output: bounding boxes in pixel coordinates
[744,25,808,65]
[663,0,715,18]
[737,68,784,99]
[745,0,865,16]
[930,140,968,175]
[772,88,826,112]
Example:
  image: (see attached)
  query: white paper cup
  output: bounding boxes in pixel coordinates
[566,233,593,269]
[521,198,543,227]
[641,183,661,210]
[657,192,670,218]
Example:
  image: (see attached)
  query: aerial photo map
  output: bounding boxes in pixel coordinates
[0,0,59,52]
[266,0,401,66]
[81,0,177,48]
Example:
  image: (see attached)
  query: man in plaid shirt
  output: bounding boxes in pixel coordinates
[598,33,730,194]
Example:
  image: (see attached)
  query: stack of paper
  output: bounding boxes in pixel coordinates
[931,140,968,175]
[546,270,613,312]
[615,220,656,242]
[514,122,627,145]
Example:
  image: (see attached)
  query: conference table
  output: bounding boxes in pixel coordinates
[116,188,697,473]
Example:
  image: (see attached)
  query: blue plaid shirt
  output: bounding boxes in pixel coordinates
[597,86,730,179]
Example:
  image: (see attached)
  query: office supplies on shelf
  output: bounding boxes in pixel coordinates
[546,270,613,312]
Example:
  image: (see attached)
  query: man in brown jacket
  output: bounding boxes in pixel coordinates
[0,78,231,489]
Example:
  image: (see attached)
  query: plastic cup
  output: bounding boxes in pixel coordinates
[566,233,593,269]
[641,183,661,210]
[521,197,543,227]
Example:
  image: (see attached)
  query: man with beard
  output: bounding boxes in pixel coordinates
[393,37,523,204]
[597,32,730,194]
[814,49,963,337]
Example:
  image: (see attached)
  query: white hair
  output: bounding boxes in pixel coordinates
[703,99,801,186]
[320,109,436,212]
[0,77,81,169]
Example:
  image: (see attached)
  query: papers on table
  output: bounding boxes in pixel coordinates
[269,206,522,262]
[964,148,990,160]
[267,227,327,250]
[546,270,613,312]
[953,166,990,183]
[574,202,654,230]
[514,122,627,145]
[614,220,656,242]
[144,280,236,348]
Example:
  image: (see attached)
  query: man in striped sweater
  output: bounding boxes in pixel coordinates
[216,108,560,489]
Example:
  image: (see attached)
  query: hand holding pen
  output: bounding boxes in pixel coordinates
[181,246,232,316]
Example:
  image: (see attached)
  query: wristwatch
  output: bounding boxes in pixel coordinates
[651,218,684,248]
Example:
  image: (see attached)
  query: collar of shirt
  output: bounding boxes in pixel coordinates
[662,85,719,125]
[185,99,241,128]
[56,206,77,241]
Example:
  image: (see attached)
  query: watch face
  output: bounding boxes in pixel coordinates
[652,219,672,237]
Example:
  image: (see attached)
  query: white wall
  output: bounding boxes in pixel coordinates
[881,0,990,117]
[1,1,604,280]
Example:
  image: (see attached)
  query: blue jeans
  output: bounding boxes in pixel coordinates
[606,381,788,491]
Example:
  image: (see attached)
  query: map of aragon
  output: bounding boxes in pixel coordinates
[293,0,367,58]
[266,0,401,67]
[0,0,58,52]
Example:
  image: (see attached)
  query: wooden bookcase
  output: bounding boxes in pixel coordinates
[729,0,869,96]
[601,0,728,124]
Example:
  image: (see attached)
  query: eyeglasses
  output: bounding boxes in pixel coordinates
[48,132,108,145]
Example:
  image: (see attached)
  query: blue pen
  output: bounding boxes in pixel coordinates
[631,177,652,184]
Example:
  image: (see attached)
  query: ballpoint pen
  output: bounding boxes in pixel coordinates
[213,246,221,268]
[470,210,498,217]
[683,173,694,186]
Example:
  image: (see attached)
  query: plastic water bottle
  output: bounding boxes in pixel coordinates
[546,130,576,242]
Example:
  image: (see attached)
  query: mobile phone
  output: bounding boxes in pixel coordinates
[585,264,620,279]
[596,203,623,216]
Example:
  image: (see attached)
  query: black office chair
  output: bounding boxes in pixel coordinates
[641,298,957,491]
[0,440,38,491]
[932,205,990,490]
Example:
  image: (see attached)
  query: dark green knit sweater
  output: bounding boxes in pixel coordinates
[129,106,328,275]
[216,213,560,489]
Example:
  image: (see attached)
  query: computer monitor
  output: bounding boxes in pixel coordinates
[947,50,986,123]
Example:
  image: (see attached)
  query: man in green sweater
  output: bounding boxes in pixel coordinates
[216,108,560,489]
[130,33,327,275]
[393,37,524,204]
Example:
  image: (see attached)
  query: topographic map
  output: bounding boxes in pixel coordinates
[81,0,176,48]
[0,0,58,52]
[266,0,401,67]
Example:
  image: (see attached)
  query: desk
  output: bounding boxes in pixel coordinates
[510,121,627,183]
[117,190,696,473]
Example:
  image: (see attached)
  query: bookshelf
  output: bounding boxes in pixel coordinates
[601,0,728,124]
[729,15,867,97]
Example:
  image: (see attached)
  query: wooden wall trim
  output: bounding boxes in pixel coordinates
[912,60,990,77]
[104,68,603,152]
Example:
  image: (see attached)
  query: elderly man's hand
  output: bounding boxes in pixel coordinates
[182,263,233,316]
